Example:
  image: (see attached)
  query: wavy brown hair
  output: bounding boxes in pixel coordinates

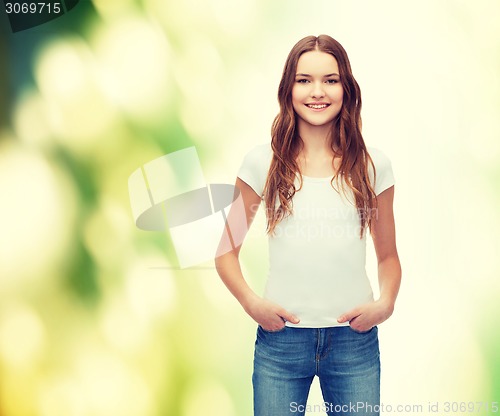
[263,34,377,238]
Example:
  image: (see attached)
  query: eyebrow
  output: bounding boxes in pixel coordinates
[295,73,340,77]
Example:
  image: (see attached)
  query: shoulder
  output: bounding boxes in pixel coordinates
[237,142,272,197]
[366,146,395,195]
[239,142,273,172]
[366,146,392,168]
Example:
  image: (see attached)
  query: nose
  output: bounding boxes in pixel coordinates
[311,81,325,98]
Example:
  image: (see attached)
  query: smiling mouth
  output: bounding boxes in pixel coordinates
[305,104,330,109]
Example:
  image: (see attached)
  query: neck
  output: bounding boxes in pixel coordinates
[297,122,336,157]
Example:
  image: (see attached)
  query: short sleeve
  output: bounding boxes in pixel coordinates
[236,143,272,198]
[367,147,395,196]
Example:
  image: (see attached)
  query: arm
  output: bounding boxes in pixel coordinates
[337,185,402,331]
[215,178,299,331]
[371,185,402,311]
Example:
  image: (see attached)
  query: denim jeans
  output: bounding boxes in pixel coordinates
[252,325,380,416]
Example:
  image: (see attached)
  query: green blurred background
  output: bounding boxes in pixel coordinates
[0,0,499,415]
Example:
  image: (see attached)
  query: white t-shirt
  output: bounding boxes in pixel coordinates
[237,142,395,328]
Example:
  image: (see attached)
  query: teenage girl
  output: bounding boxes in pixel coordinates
[215,34,401,416]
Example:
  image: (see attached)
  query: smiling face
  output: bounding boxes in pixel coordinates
[292,50,344,132]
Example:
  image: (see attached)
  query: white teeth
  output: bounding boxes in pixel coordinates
[307,104,328,109]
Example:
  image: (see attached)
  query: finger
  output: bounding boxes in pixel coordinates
[264,317,287,331]
[337,308,360,323]
[350,314,376,332]
[279,309,300,324]
[347,315,360,330]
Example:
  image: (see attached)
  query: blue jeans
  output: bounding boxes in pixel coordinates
[252,325,380,416]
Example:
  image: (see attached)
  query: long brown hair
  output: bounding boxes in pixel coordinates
[263,34,377,238]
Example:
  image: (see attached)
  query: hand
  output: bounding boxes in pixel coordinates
[337,299,394,332]
[244,296,300,332]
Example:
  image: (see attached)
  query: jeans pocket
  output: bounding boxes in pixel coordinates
[259,324,287,334]
[349,325,376,334]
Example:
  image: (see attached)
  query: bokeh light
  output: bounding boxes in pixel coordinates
[0,141,77,290]
[13,88,52,147]
[0,302,46,370]
[91,16,171,124]
[181,376,235,416]
[34,36,118,151]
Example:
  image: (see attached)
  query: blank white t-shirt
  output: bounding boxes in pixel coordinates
[237,142,395,328]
